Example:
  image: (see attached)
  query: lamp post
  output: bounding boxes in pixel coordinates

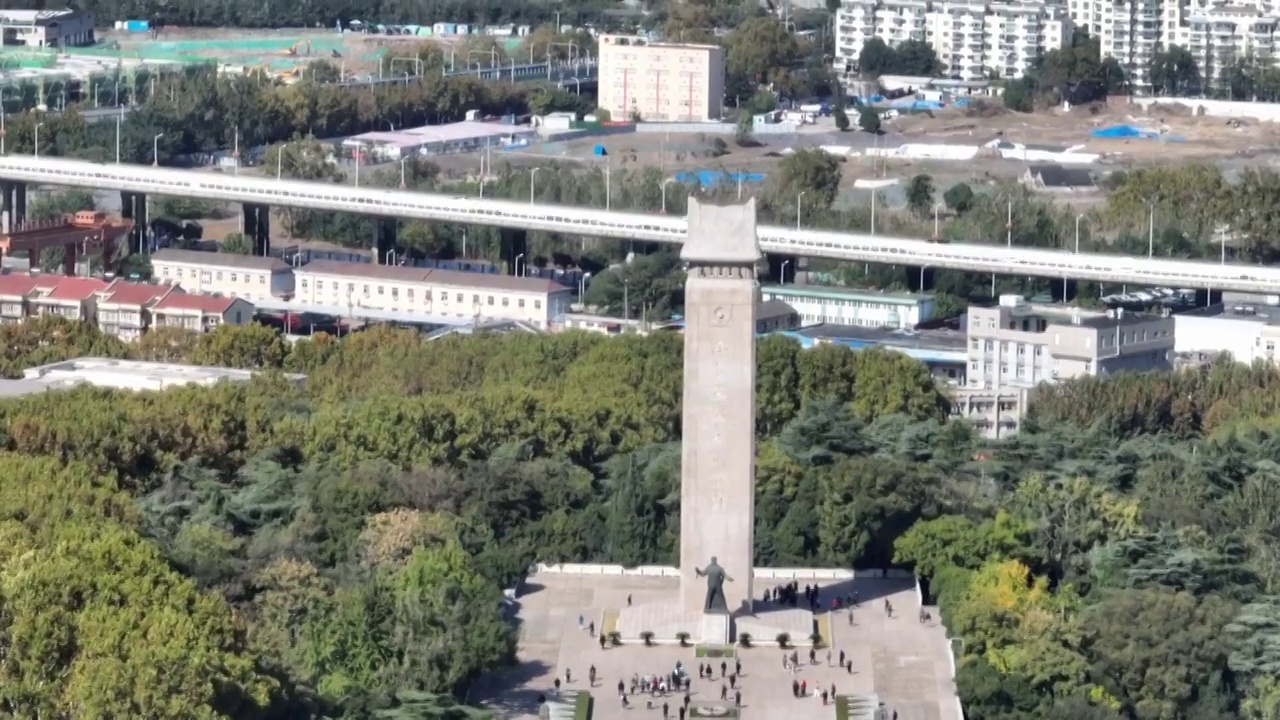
[33,122,43,158]
[152,132,163,167]
[781,260,791,285]
[515,253,525,277]
[579,271,592,298]
[399,156,407,189]
[796,191,807,230]
[623,278,629,323]
[1074,214,1083,253]
[933,203,941,240]
[277,144,286,180]
[661,178,675,214]
[530,167,541,204]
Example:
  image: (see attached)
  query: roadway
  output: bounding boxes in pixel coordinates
[0,155,1276,293]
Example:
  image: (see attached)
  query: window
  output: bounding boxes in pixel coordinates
[407,289,414,300]
[502,297,509,307]
[518,299,525,308]
[259,275,266,285]
[162,267,170,277]
[534,300,542,310]
[216,272,223,281]
[301,280,308,289]
[230,273,238,282]
[316,281,323,290]
[473,294,480,305]
[487,296,494,306]
[378,285,385,295]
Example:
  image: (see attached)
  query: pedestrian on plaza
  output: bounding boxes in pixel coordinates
[684,692,691,709]
[782,655,789,671]
[565,668,572,684]
[801,680,807,697]
[627,594,632,606]
[735,659,742,676]
[826,649,832,666]
[599,633,606,650]
[662,701,669,718]
[617,679,625,695]
[839,649,846,666]
[792,679,800,698]
[589,666,596,686]
[847,659,853,674]
[679,707,686,720]
[588,621,595,636]
[554,678,562,692]
[621,694,629,709]
[720,661,727,678]
[809,648,816,665]
[735,690,742,708]
[791,650,798,667]
[831,683,837,697]
[721,684,728,701]
[822,690,829,706]
[729,673,736,690]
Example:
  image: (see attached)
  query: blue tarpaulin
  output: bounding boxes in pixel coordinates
[672,170,766,188]
[1091,124,1158,139]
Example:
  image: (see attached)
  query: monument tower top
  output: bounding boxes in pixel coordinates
[680,197,762,266]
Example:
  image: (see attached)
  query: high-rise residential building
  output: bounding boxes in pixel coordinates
[834,0,1071,82]
[1183,3,1279,87]
[597,34,726,122]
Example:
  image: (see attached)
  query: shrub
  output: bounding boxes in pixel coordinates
[738,632,753,648]
[641,630,655,646]
[809,631,824,648]
[676,631,691,647]
[608,631,622,647]
[776,632,790,648]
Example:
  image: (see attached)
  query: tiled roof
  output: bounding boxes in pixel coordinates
[150,248,290,272]
[153,293,238,314]
[41,277,112,301]
[0,274,42,298]
[98,281,175,306]
[297,260,569,294]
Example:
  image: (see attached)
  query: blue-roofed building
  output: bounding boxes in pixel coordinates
[785,323,967,386]
[759,284,936,330]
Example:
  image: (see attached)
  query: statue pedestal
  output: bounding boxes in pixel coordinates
[701,612,730,645]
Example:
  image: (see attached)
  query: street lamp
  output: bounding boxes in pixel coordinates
[661,178,675,214]
[399,156,408,189]
[1074,214,1083,253]
[530,167,541,204]
[933,203,941,240]
[623,278,629,323]
[781,260,791,285]
[796,191,807,230]
[33,122,43,158]
[578,271,592,298]
[152,132,164,167]
[277,143,287,180]
[515,253,525,277]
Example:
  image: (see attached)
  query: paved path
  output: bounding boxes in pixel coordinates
[470,574,961,720]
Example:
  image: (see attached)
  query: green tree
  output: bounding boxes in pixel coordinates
[221,232,254,255]
[858,107,881,134]
[944,182,976,214]
[833,104,850,132]
[906,174,936,219]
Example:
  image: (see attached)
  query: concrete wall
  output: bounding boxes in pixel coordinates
[634,121,799,135]
[531,562,888,581]
[1132,97,1280,121]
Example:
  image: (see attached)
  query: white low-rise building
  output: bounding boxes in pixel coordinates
[151,249,294,302]
[1174,301,1280,365]
[759,284,935,329]
[293,261,573,329]
[0,357,305,395]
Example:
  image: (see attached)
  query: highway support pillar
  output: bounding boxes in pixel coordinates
[120,191,148,254]
[499,227,527,275]
[0,181,27,234]
[372,218,397,264]
[242,203,271,256]
[908,266,934,293]
[1053,279,1079,303]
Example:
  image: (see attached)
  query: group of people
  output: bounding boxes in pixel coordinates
[764,582,862,615]
[601,659,742,717]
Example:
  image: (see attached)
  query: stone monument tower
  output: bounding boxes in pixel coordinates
[679,197,760,622]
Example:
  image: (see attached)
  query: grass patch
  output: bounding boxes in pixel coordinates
[573,691,593,720]
[835,694,849,720]
[816,612,833,649]
[695,645,736,658]
[601,608,620,637]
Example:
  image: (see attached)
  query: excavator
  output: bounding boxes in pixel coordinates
[284,39,312,56]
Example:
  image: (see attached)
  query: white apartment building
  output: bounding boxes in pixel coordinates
[963,295,1174,435]
[759,284,936,328]
[292,261,573,329]
[1183,4,1279,89]
[0,10,95,48]
[151,249,294,302]
[597,34,726,121]
[835,0,1070,82]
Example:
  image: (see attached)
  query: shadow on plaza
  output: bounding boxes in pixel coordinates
[470,658,554,718]
[752,577,915,618]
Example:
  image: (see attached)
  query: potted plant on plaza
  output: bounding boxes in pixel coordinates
[676,631,691,647]
[776,632,790,649]
[641,631,655,646]
[738,632,753,648]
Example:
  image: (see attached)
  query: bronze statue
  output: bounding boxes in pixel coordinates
[695,556,733,613]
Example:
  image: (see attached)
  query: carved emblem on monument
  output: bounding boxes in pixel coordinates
[711,306,730,325]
